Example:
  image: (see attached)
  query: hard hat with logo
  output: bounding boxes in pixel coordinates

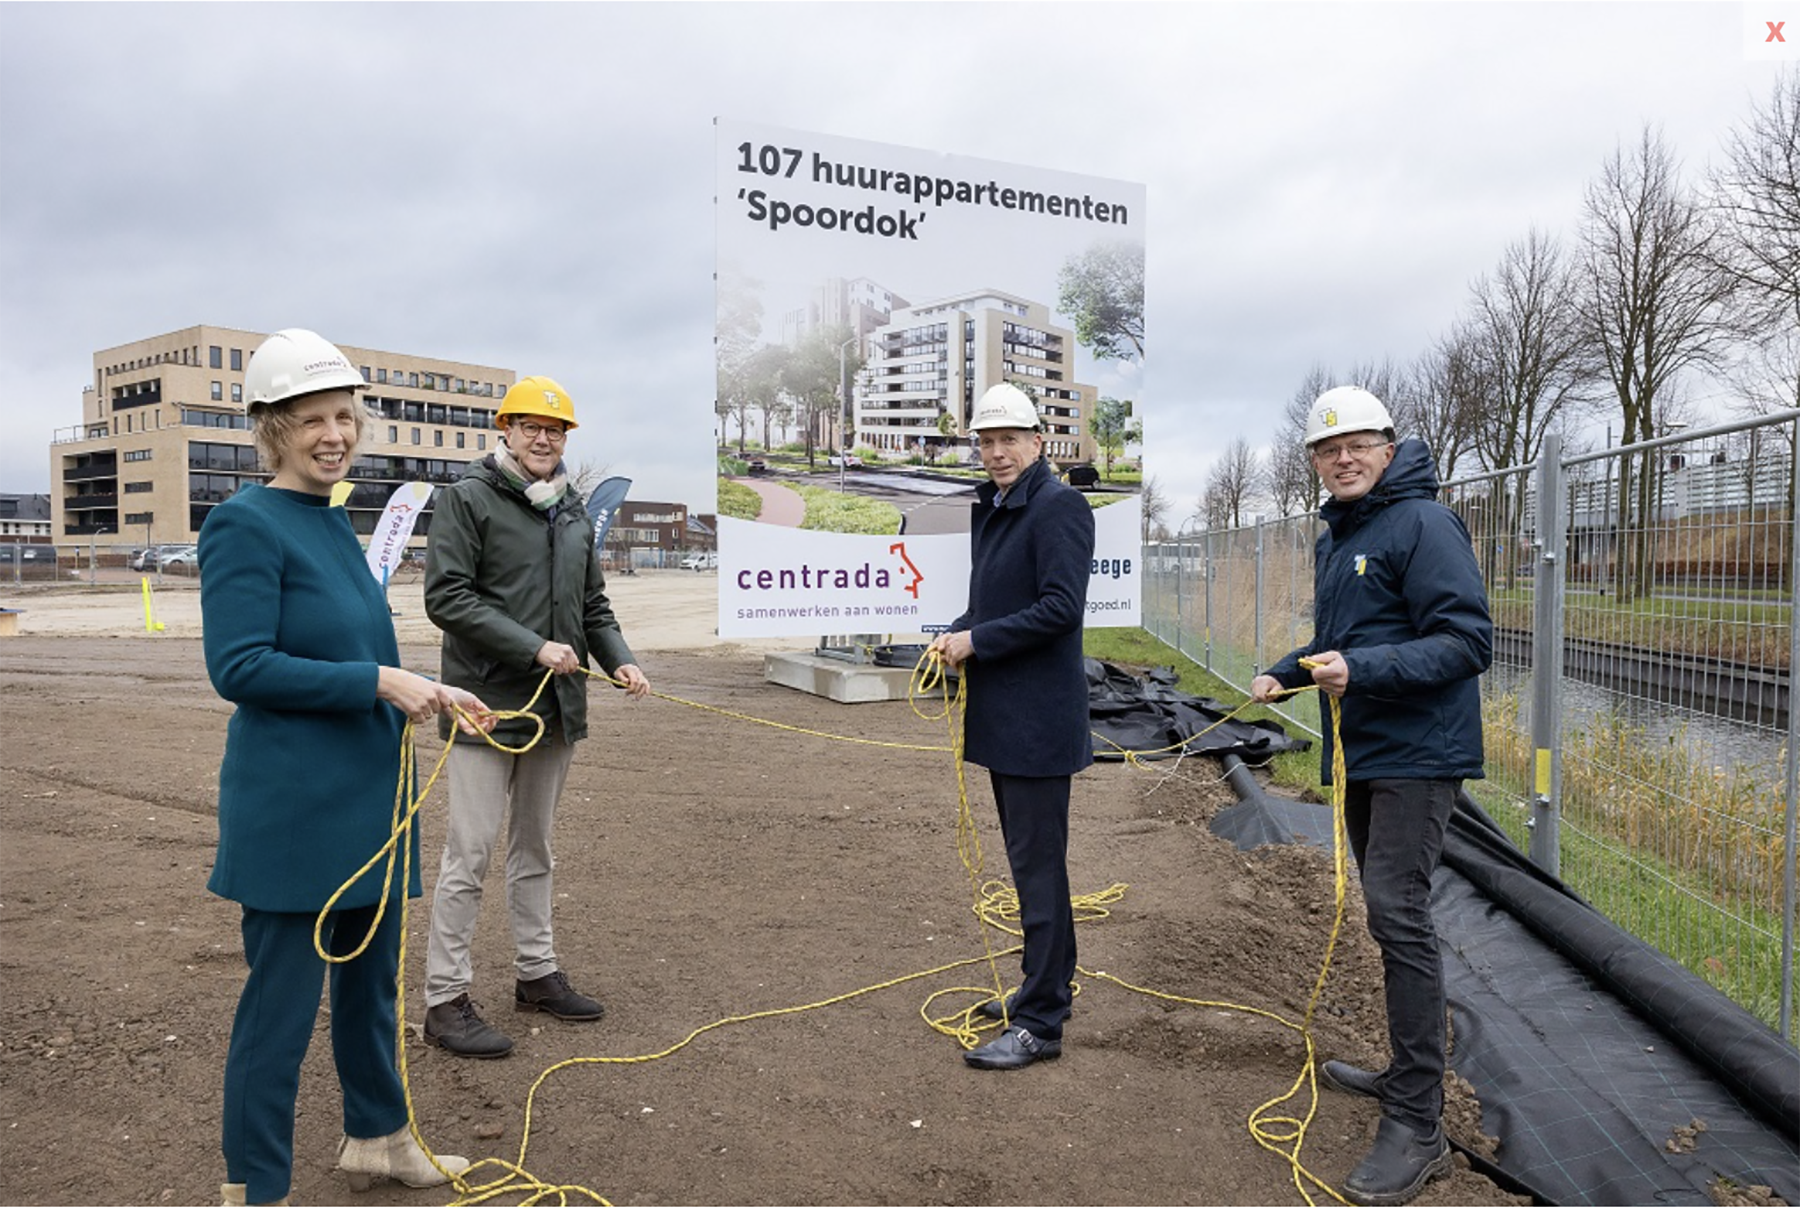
[496,375,580,431]
[968,382,1041,432]
[1305,386,1394,447]
[245,329,368,411]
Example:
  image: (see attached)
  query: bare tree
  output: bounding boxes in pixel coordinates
[1203,436,1263,530]
[715,267,764,454]
[567,459,613,501]
[1343,357,1404,409]
[1712,67,1800,344]
[1404,333,1483,484]
[1466,229,1594,476]
[1712,62,1800,523]
[1578,126,1738,599]
[1139,474,1172,542]
[1269,364,1333,516]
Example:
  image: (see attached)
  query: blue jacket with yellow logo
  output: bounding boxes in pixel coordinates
[1266,438,1492,784]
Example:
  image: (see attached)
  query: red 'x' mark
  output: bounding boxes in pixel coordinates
[1770,21,1787,42]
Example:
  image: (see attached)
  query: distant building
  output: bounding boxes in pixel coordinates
[51,324,516,549]
[858,288,1096,464]
[778,276,909,349]
[0,493,52,542]
[599,500,714,568]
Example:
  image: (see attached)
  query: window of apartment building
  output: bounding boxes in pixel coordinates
[376,368,387,384]
[125,511,154,526]
[411,428,421,445]
[455,432,465,449]
[478,434,487,450]
[209,346,222,369]
[388,426,399,443]
[211,381,223,400]
[407,372,419,388]
[123,449,152,463]
[231,384,242,403]
[124,481,153,494]
[433,430,443,448]
[230,348,243,372]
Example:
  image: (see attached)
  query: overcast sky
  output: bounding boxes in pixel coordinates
[0,3,1787,524]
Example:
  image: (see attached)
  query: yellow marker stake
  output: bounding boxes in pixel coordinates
[141,577,165,633]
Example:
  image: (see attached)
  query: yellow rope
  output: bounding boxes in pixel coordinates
[303,655,1359,1205]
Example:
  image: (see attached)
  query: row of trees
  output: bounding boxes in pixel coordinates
[1192,68,1798,584]
[716,278,866,467]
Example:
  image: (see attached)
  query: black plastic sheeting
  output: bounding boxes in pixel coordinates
[1083,659,1313,763]
[869,652,1312,764]
[1212,780,1800,1206]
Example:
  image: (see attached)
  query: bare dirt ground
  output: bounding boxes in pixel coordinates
[0,576,1516,1206]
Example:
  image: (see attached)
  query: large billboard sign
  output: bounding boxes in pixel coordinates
[715,119,1145,639]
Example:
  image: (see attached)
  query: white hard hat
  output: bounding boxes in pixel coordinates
[968,383,1041,432]
[245,329,367,410]
[1305,386,1394,447]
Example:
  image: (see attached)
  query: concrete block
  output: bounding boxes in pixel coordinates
[763,652,917,704]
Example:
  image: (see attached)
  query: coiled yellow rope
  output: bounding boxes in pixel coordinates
[306,655,1357,1206]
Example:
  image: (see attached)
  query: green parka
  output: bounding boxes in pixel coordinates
[425,456,636,747]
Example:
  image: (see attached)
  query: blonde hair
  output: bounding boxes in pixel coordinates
[251,390,372,473]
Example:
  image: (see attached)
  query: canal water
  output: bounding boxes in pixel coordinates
[1485,658,1787,778]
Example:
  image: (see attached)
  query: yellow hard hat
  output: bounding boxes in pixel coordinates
[496,375,579,430]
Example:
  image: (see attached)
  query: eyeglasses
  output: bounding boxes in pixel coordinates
[514,420,567,444]
[1311,438,1390,462]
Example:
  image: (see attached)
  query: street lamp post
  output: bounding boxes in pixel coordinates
[89,525,112,584]
[837,334,857,494]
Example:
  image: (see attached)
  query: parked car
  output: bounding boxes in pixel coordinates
[827,453,864,468]
[746,456,768,474]
[159,547,199,573]
[680,551,718,571]
[0,544,54,564]
[1065,465,1101,491]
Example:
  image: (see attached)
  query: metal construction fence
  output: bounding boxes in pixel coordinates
[1145,410,1800,1040]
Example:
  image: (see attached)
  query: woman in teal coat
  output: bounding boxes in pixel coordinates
[200,329,489,1206]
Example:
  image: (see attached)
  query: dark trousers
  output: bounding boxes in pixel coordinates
[989,770,1076,1041]
[1343,777,1458,1137]
[223,903,409,1203]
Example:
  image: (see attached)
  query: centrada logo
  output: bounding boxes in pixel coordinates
[736,540,926,597]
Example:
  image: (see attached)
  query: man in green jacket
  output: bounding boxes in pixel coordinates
[422,376,650,1059]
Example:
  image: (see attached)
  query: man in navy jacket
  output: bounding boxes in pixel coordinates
[929,383,1095,1071]
[1253,386,1492,1206]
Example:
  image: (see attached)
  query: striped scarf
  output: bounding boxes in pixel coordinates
[493,444,570,513]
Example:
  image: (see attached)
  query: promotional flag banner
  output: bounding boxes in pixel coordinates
[364,481,433,584]
[586,476,633,550]
[715,118,1146,637]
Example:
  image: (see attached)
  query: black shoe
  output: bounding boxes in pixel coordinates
[1321,1059,1382,1099]
[424,993,514,1059]
[964,1026,1061,1071]
[515,970,605,1021]
[1342,1117,1453,1206]
[976,993,1017,1021]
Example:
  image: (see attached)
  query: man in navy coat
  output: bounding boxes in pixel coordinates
[1253,386,1492,1206]
[929,383,1095,1071]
